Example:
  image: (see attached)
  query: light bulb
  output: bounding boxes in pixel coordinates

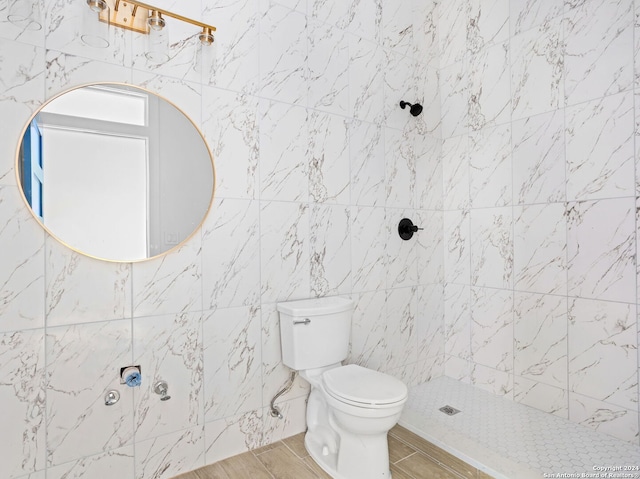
[147,10,165,31]
[198,27,214,46]
[86,0,107,13]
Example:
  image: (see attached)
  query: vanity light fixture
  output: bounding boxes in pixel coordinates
[82,0,217,47]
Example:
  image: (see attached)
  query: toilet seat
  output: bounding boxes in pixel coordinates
[322,364,408,409]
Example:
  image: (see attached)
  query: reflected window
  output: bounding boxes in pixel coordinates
[42,85,147,126]
[42,129,148,259]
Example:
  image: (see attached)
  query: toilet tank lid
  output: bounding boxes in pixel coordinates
[276,296,354,316]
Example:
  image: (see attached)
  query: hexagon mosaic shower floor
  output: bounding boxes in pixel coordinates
[399,377,640,479]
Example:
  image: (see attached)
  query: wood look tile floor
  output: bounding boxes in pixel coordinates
[173,426,494,479]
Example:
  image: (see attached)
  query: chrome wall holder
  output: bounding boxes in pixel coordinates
[154,380,171,401]
[104,390,120,406]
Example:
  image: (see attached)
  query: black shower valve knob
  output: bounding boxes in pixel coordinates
[398,218,423,240]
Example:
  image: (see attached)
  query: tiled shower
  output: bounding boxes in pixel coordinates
[0,0,637,478]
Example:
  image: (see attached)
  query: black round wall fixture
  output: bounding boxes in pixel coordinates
[398,218,423,240]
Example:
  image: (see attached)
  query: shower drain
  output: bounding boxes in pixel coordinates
[439,405,461,416]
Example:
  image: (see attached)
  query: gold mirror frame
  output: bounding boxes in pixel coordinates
[14,82,216,263]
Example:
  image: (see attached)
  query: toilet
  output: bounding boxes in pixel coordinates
[277,296,408,479]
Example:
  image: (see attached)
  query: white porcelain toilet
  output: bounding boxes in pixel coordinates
[277,296,408,479]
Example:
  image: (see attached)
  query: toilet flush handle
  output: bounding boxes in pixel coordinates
[293,318,311,325]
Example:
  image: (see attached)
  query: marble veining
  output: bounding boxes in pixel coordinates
[440,60,470,139]
[469,124,512,208]
[310,205,351,296]
[470,207,513,289]
[349,290,389,370]
[468,42,511,131]
[46,446,134,479]
[259,101,308,202]
[510,19,564,120]
[349,120,385,207]
[565,91,634,201]
[204,410,263,465]
[510,0,563,36]
[308,21,349,116]
[513,203,567,295]
[385,127,416,208]
[569,392,639,443]
[259,4,307,105]
[566,198,636,303]
[202,88,259,200]
[444,284,471,362]
[416,210,444,284]
[468,0,509,53]
[348,35,384,123]
[564,0,634,106]
[471,287,513,373]
[259,202,310,303]
[383,287,418,372]
[568,298,637,411]
[512,110,566,205]
[438,0,469,68]
[0,187,44,332]
[442,135,470,210]
[135,426,204,479]
[413,0,438,63]
[132,241,202,317]
[0,329,45,478]
[514,377,568,418]
[382,0,413,55]
[417,284,445,362]
[46,321,133,467]
[350,206,386,293]
[45,241,131,327]
[308,111,349,204]
[203,306,261,422]
[202,0,260,94]
[444,209,470,285]
[44,51,132,96]
[415,135,443,210]
[514,292,568,390]
[202,199,260,310]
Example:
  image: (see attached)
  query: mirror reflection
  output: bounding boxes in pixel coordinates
[16,83,214,262]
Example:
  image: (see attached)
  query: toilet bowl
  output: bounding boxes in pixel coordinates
[303,364,407,479]
[277,297,408,479]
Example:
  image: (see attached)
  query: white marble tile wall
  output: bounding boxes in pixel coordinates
[439,0,640,446]
[0,0,441,477]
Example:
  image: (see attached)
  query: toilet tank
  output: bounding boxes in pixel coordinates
[277,296,354,371]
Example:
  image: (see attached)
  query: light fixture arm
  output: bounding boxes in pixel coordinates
[120,0,216,32]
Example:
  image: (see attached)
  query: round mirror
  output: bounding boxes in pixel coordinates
[15,83,215,262]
